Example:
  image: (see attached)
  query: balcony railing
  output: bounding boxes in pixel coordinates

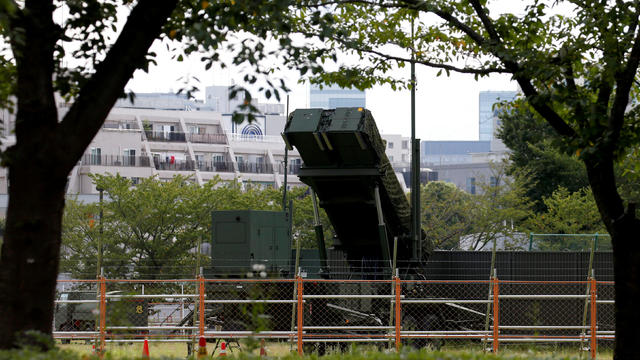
[197,161,234,173]
[188,133,228,144]
[154,159,196,171]
[81,154,151,167]
[237,162,273,174]
[229,133,284,144]
[103,121,139,130]
[277,162,302,175]
[144,131,186,142]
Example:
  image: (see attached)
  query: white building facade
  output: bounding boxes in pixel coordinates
[0,96,303,211]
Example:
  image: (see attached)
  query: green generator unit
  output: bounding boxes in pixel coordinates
[210,210,291,276]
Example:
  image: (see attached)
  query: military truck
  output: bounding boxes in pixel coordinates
[55,290,149,342]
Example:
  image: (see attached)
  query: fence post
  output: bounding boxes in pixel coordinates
[99,274,106,356]
[296,276,304,355]
[394,276,402,352]
[198,274,205,338]
[492,275,499,354]
[590,274,597,360]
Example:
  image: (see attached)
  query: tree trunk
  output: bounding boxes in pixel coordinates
[0,158,67,349]
[610,218,640,359]
[584,156,640,359]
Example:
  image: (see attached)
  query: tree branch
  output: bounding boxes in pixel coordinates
[431,2,577,139]
[608,5,640,145]
[468,0,501,42]
[58,0,179,171]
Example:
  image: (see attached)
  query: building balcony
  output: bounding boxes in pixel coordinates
[188,133,228,144]
[197,161,234,173]
[81,154,151,167]
[103,121,139,130]
[144,131,186,142]
[237,162,273,174]
[228,133,284,144]
[154,159,196,171]
[277,163,302,175]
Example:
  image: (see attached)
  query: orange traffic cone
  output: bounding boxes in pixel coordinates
[197,336,207,359]
[260,339,267,357]
[218,340,227,357]
[142,338,150,359]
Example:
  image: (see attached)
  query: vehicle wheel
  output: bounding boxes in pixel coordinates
[59,324,72,344]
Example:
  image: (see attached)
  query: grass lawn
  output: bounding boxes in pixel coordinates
[55,340,613,359]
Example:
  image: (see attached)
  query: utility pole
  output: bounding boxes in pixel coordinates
[283,95,290,211]
[96,187,104,278]
[410,14,421,261]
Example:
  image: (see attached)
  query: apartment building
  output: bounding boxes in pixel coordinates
[65,107,304,195]
[0,95,303,211]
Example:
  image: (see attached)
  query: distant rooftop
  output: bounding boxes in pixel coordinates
[422,140,491,155]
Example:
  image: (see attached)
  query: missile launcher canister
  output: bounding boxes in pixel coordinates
[283,108,432,267]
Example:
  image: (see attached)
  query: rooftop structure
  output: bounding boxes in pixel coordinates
[309,84,366,109]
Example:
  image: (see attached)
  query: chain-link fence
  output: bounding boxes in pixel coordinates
[54,275,614,359]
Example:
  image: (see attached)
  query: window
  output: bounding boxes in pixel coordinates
[389,156,394,162]
[123,149,135,166]
[466,177,476,195]
[90,147,101,165]
[131,177,140,185]
[402,140,409,149]
[195,154,204,169]
[388,142,394,149]
[490,176,499,187]
[289,158,302,174]
[401,154,407,162]
[213,154,225,163]
[162,125,175,140]
[212,154,227,171]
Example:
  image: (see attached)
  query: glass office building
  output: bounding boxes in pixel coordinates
[309,84,366,109]
[478,91,517,141]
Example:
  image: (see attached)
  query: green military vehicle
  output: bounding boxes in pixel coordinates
[55,290,149,342]
[55,291,97,333]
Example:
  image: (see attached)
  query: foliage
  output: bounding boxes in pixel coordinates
[421,163,533,250]
[618,146,640,207]
[525,187,607,236]
[498,98,640,213]
[60,175,331,278]
[286,186,333,249]
[463,164,533,251]
[496,99,589,212]
[420,181,474,250]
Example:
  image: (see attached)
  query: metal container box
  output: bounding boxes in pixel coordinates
[210,210,291,275]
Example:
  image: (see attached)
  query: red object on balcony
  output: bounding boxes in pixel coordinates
[170,156,175,164]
